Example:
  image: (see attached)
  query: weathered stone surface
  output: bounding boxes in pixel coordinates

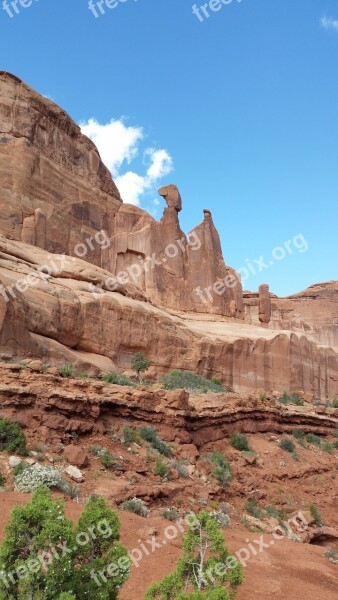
[64,465,84,482]
[0,71,121,262]
[64,445,89,468]
[0,72,337,398]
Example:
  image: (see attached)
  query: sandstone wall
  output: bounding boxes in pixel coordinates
[0,71,121,263]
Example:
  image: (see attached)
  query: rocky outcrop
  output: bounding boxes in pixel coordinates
[0,236,337,397]
[0,71,121,263]
[244,282,338,349]
[0,364,336,445]
[110,192,243,316]
[0,72,337,397]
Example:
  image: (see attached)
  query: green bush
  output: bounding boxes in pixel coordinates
[140,426,172,457]
[0,472,5,487]
[230,433,251,452]
[59,364,74,378]
[332,399,338,409]
[309,503,322,526]
[170,460,189,479]
[0,418,28,455]
[121,497,149,518]
[100,450,113,469]
[322,441,334,453]
[292,429,307,448]
[207,452,233,489]
[12,462,28,477]
[144,511,244,599]
[131,352,151,381]
[88,444,106,457]
[279,437,296,454]
[123,426,139,445]
[0,488,130,599]
[245,500,263,520]
[160,370,225,393]
[154,457,170,480]
[306,433,322,446]
[162,508,180,522]
[278,392,304,406]
[265,505,286,521]
[101,372,135,386]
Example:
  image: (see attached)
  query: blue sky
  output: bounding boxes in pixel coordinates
[1,0,337,296]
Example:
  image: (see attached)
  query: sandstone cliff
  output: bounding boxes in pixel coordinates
[0,71,337,398]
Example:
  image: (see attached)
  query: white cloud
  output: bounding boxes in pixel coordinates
[80,118,173,206]
[321,15,338,31]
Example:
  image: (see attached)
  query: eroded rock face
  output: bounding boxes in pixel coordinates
[0,237,337,397]
[244,282,338,349]
[110,202,243,316]
[0,72,337,397]
[0,71,121,262]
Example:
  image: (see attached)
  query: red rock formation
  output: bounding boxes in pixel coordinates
[0,71,121,263]
[0,72,337,398]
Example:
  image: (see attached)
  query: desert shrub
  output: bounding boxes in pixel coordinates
[279,437,296,454]
[230,433,251,452]
[121,497,149,518]
[0,418,28,455]
[306,433,322,446]
[154,457,170,480]
[292,429,307,448]
[334,440,338,449]
[14,465,62,492]
[259,393,267,401]
[278,392,304,406]
[162,508,180,522]
[100,450,113,468]
[309,503,322,526]
[160,370,225,393]
[59,364,74,378]
[0,472,5,487]
[140,426,172,457]
[245,500,263,520]
[144,511,244,599]
[57,479,81,499]
[12,462,28,477]
[207,452,233,489]
[131,352,151,381]
[123,426,139,445]
[322,441,334,453]
[101,372,135,386]
[170,460,189,478]
[324,547,338,563]
[0,488,130,599]
[88,444,106,457]
[332,399,338,409]
[76,371,90,379]
[208,509,231,529]
[265,505,285,521]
